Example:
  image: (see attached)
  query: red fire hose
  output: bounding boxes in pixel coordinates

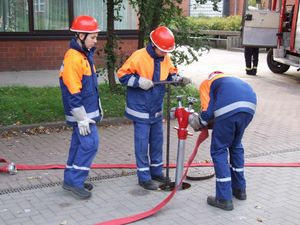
[1,130,300,225]
[1,157,300,174]
[94,128,210,225]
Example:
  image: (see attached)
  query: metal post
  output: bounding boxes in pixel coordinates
[175,140,186,187]
[165,83,171,188]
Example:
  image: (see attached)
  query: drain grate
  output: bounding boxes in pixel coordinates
[1,148,299,195]
[0,182,62,195]
[0,170,136,195]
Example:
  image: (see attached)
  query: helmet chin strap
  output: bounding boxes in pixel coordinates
[76,33,89,52]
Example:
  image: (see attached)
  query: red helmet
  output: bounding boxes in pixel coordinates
[208,71,223,79]
[150,26,175,52]
[70,15,100,33]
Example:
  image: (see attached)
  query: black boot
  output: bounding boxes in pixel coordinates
[138,180,159,190]
[233,188,247,200]
[63,183,92,199]
[84,182,93,191]
[246,69,252,75]
[251,68,257,75]
[207,196,233,211]
[152,174,171,183]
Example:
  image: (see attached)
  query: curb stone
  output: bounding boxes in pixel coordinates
[0,117,132,134]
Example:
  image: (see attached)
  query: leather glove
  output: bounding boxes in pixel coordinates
[138,77,153,90]
[188,112,203,132]
[71,106,96,136]
[181,77,192,85]
[172,75,191,86]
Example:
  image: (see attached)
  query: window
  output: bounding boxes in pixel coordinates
[190,0,223,17]
[34,0,45,13]
[0,0,29,32]
[34,0,69,30]
[0,0,138,36]
[73,0,106,30]
[73,0,137,31]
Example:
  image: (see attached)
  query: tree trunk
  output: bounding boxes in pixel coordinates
[106,0,117,91]
[150,0,163,31]
[137,1,146,49]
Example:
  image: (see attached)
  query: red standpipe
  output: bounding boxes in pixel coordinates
[173,97,193,187]
[174,107,191,140]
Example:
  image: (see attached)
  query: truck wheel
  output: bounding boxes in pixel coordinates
[267,49,290,74]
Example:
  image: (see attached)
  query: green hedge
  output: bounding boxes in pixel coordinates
[186,16,242,31]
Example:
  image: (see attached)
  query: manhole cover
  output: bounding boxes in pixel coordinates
[186,167,214,180]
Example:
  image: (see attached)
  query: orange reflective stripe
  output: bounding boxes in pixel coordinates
[199,74,227,110]
[60,49,92,94]
[117,48,177,80]
[199,80,210,111]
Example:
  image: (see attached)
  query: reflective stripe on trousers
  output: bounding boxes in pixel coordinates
[64,124,99,188]
[134,121,163,182]
[211,112,253,200]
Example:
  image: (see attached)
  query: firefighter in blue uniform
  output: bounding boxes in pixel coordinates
[117,26,191,190]
[59,15,102,199]
[189,71,257,210]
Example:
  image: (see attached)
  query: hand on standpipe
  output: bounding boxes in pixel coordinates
[188,112,204,132]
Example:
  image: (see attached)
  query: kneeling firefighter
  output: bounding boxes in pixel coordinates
[117,26,191,190]
[59,15,102,199]
[189,71,257,210]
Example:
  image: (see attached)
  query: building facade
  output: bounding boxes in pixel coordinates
[0,0,246,72]
[0,0,138,71]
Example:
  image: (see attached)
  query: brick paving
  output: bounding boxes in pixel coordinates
[1,49,300,225]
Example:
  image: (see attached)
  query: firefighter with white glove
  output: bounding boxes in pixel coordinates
[117,26,178,191]
[71,106,96,136]
[59,15,102,199]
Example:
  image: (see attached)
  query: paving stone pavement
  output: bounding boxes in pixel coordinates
[1,49,300,225]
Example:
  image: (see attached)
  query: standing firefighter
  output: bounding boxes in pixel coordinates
[59,15,102,199]
[244,47,259,75]
[189,71,257,210]
[117,26,190,190]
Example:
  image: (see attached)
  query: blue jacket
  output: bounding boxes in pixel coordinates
[199,74,256,125]
[59,37,101,126]
[117,43,177,123]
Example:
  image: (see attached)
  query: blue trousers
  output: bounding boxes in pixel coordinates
[210,112,253,200]
[134,121,164,182]
[64,124,99,188]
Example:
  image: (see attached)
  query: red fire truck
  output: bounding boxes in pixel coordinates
[242,0,299,74]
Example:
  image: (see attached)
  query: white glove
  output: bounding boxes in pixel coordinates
[138,77,153,90]
[71,106,96,136]
[188,112,202,132]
